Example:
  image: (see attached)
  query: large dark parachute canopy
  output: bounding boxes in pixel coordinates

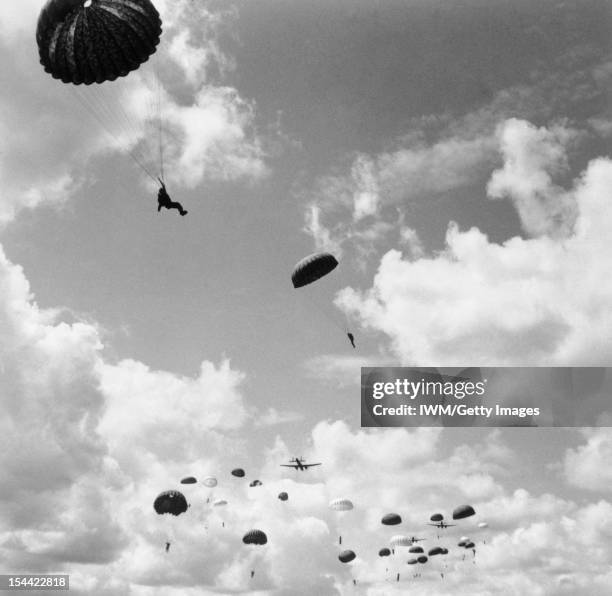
[153,490,188,516]
[231,468,245,478]
[180,477,197,485]
[428,547,444,556]
[417,556,428,564]
[381,513,402,526]
[278,492,288,501]
[36,0,162,85]
[242,530,267,545]
[378,548,391,557]
[338,550,356,563]
[291,253,338,288]
[408,546,424,554]
[430,513,444,522]
[453,504,476,520]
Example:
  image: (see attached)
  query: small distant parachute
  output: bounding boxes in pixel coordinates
[460,536,469,542]
[381,513,402,526]
[278,492,289,501]
[329,498,353,511]
[478,521,488,528]
[249,480,263,487]
[408,546,424,554]
[430,513,444,522]
[457,540,467,547]
[417,556,428,564]
[153,490,188,516]
[292,253,338,288]
[378,548,391,557]
[180,477,197,485]
[212,499,227,507]
[243,529,267,545]
[428,547,444,556]
[231,468,245,478]
[36,0,163,85]
[464,541,476,549]
[440,548,449,555]
[407,558,418,565]
[390,536,412,548]
[202,477,217,488]
[453,504,476,520]
[338,550,356,563]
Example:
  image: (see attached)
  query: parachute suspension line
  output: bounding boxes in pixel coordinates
[299,290,347,334]
[71,87,157,183]
[157,65,165,184]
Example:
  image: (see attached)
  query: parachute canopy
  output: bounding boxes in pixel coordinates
[231,468,245,478]
[390,535,412,548]
[292,253,338,288]
[408,546,424,554]
[329,498,353,512]
[338,550,356,563]
[464,541,476,549]
[428,547,444,556]
[249,480,263,487]
[453,504,476,520]
[278,492,289,501]
[212,499,227,507]
[407,558,418,565]
[417,555,428,564]
[36,0,163,85]
[180,477,197,485]
[153,490,188,516]
[378,548,391,557]
[430,513,444,522]
[478,521,488,528]
[381,513,402,526]
[243,529,267,545]
[202,477,217,488]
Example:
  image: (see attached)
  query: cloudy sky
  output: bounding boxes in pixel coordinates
[1,0,611,594]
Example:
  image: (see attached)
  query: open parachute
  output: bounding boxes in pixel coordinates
[153,490,188,516]
[36,0,162,85]
[243,529,267,545]
[291,253,338,288]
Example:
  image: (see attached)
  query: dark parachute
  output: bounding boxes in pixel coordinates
[428,547,444,556]
[231,468,245,478]
[381,513,402,526]
[408,546,424,554]
[417,556,428,564]
[464,541,476,549]
[453,504,476,520]
[378,548,391,557]
[406,558,418,565]
[278,492,289,501]
[180,477,197,485]
[249,480,263,487]
[338,550,356,563]
[430,513,444,522]
[291,253,338,288]
[457,540,467,547]
[153,490,188,516]
[242,529,267,545]
[36,0,162,85]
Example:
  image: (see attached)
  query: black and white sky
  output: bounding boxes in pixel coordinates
[0,1,611,594]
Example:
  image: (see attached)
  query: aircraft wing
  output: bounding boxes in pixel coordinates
[303,463,322,468]
[280,464,298,468]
